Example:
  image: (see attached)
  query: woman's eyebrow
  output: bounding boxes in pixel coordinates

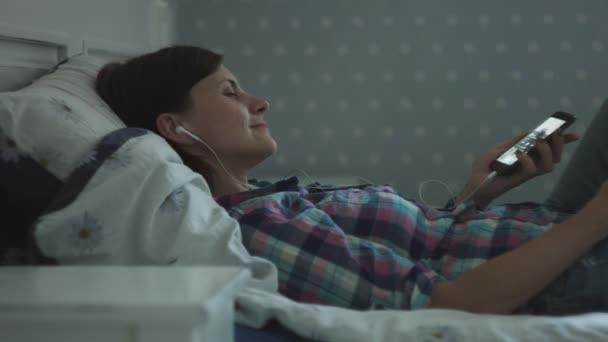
[218,78,241,90]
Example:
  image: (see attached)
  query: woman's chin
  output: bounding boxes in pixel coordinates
[247,133,277,160]
[260,134,277,150]
[265,139,278,155]
[249,144,277,168]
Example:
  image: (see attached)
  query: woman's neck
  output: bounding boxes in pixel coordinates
[210,167,250,198]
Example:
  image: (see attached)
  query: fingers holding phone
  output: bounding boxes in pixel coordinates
[532,138,554,174]
[548,129,579,163]
[490,112,578,176]
[462,113,580,207]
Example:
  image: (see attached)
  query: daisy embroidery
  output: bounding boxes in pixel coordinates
[160,186,186,213]
[68,211,103,256]
[48,97,82,125]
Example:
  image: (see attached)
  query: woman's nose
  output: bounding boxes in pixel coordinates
[251,97,270,114]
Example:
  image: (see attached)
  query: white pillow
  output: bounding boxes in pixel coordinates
[0,66,47,92]
[0,55,126,181]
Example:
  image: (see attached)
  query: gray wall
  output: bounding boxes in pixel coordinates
[176,0,607,206]
[0,0,175,54]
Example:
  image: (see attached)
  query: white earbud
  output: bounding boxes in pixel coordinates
[175,125,255,191]
[176,126,203,143]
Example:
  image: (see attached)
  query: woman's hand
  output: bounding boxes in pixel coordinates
[456,130,579,208]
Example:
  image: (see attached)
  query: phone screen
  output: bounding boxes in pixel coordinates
[497,117,566,166]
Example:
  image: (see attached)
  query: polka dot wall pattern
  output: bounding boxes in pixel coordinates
[178,0,607,206]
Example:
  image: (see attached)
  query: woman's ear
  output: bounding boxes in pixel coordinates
[156,113,195,145]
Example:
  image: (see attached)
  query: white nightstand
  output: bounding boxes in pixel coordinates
[0,266,251,342]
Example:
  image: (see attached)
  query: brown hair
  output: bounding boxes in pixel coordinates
[96,45,223,192]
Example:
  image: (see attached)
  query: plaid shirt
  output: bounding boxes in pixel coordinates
[215,176,569,310]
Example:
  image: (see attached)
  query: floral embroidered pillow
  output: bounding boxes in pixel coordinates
[0,55,125,181]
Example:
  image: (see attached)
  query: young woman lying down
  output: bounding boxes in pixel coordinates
[95,45,608,315]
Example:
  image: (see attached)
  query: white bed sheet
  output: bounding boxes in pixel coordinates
[236,286,608,341]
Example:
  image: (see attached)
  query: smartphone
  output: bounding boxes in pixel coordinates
[490,111,577,176]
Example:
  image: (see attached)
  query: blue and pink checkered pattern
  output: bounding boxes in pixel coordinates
[216,177,570,310]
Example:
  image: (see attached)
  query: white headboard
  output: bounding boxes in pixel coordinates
[0,0,175,90]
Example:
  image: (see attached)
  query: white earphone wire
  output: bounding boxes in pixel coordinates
[176,125,496,203]
[417,171,497,209]
[176,126,255,190]
[417,179,456,208]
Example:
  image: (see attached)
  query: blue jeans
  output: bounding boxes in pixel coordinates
[526,99,608,315]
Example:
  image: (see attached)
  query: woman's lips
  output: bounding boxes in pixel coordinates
[251,123,267,128]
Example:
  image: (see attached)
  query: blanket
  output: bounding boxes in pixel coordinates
[34,128,608,341]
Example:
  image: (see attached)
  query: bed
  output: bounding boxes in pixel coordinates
[1,2,608,342]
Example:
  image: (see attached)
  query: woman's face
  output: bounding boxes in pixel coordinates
[183,65,276,168]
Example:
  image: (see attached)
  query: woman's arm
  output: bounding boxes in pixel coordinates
[429,183,608,314]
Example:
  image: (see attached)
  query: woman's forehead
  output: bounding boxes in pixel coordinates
[204,65,238,86]
[191,65,238,95]
[215,65,235,80]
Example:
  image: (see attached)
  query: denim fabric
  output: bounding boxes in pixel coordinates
[531,98,608,315]
[527,237,608,315]
[544,99,608,214]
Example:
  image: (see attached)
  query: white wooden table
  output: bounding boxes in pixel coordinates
[0,266,251,342]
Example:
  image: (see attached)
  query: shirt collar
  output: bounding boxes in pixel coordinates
[215,176,301,208]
